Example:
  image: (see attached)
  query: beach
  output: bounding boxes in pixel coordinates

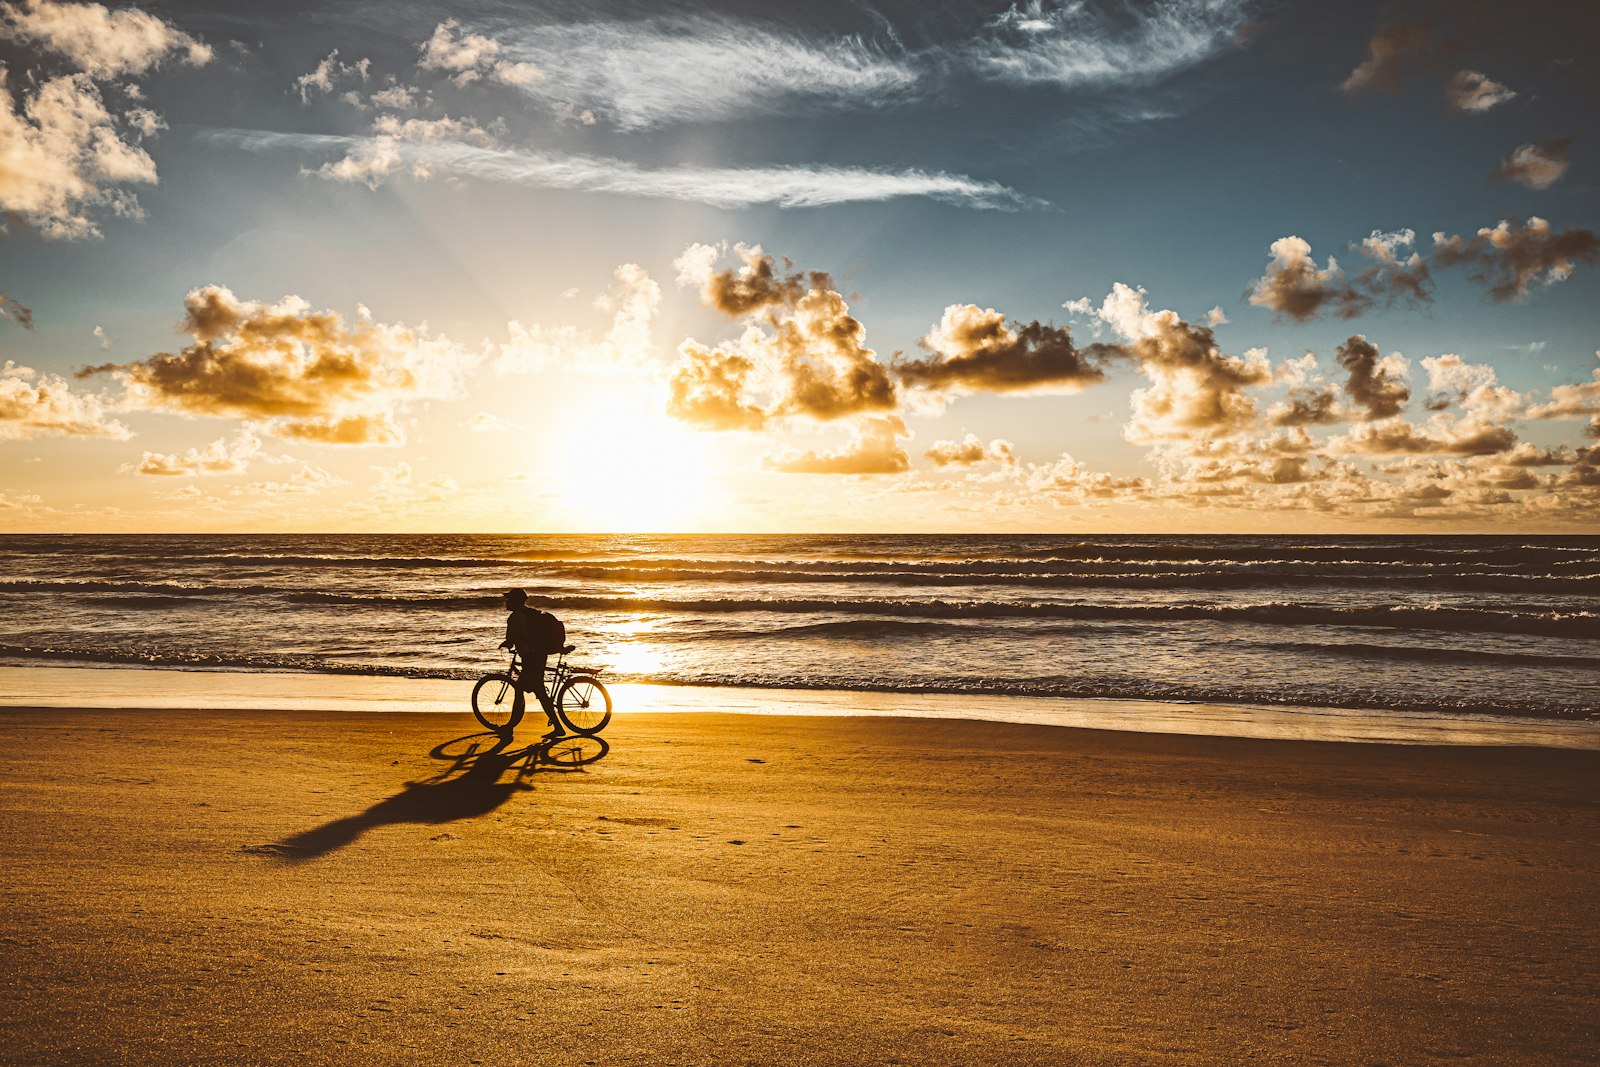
[4,702,1597,1065]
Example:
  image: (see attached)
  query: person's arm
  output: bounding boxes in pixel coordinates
[500,615,514,650]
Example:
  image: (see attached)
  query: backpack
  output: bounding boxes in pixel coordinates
[529,608,566,654]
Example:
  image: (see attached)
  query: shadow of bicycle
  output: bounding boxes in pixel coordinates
[266,728,610,861]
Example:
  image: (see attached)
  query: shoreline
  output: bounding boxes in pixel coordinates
[3,706,1597,1064]
[1,663,1597,749]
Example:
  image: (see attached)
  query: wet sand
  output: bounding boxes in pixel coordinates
[2,707,1598,1065]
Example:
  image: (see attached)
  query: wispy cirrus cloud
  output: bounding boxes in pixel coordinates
[457,14,921,130]
[966,0,1251,89]
[207,128,1040,211]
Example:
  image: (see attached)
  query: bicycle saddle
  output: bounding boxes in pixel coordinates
[560,643,576,654]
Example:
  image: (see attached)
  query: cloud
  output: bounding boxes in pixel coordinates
[463,412,508,433]
[1432,217,1600,301]
[893,304,1110,397]
[1025,452,1149,500]
[233,462,341,497]
[438,14,915,130]
[1,358,129,439]
[1446,70,1515,112]
[1268,384,1342,427]
[219,127,1038,211]
[1527,351,1600,435]
[763,415,910,475]
[668,245,897,425]
[968,0,1251,90]
[1098,283,1271,446]
[925,434,1017,467]
[1,294,34,328]
[294,49,369,104]
[664,341,767,431]
[124,428,266,477]
[1334,418,1517,457]
[1246,230,1430,322]
[1341,21,1434,94]
[0,0,211,78]
[1335,335,1410,420]
[495,263,660,375]
[0,71,158,238]
[419,19,542,88]
[1495,138,1574,190]
[80,285,472,444]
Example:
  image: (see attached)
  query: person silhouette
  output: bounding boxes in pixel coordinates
[499,588,565,738]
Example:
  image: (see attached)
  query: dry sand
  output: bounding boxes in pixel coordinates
[2,707,1597,1065]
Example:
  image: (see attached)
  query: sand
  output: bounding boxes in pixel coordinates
[2,706,1598,1066]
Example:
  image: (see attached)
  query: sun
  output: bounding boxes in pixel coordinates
[549,384,724,532]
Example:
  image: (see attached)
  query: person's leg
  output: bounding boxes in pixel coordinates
[527,654,562,733]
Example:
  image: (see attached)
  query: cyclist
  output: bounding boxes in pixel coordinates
[498,588,565,738]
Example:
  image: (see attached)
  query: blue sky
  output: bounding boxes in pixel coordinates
[1,0,1597,531]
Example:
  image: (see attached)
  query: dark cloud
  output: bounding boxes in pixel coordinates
[1432,217,1600,301]
[1247,231,1431,323]
[1336,335,1411,420]
[893,304,1110,396]
[0,294,33,329]
[1341,21,1437,94]
[1495,138,1575,190]
[79,285,469,444]
[668,245,897,428]
[1268,386,1342,426]
[763,416,910,475]
[1338,419,1517,456]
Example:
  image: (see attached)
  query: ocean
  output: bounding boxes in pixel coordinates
[0,533,1596,722]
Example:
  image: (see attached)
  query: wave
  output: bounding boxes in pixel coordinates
[0,643,1591,721]
[250,591,1600,638]
[1261,640,1600,670]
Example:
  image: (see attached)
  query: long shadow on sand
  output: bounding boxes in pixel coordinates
[266,730,609,862]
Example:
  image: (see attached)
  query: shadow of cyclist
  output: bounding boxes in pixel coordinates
[270,729,609,862]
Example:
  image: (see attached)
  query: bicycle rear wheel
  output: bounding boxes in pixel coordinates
[557,676,612,735]
[471,673,523,732]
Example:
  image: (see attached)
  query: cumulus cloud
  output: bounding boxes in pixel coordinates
[0,0,211,77]
[763,415,910,475]
[893,304,1111,397]
[667,244,897,426]
[0,71,158,237]
[1334,417,1516,457]
[1335,335,1410,420]
[1097,283,1271,446]
[80,285,472,444]
[925,434,1017,467]
[664,341,767,431]
[463,412,508,433]
[495,263,660,375]
[1025,452,1149,500]
[1446,70,1515,113]
[969,0,1251,90]
[234,462,341,497]
[294,49,370,104]
[1495,138,1574,190]
[1246,230,1430,322]
[124,428,267,477]
[1527,351,1600,436]
[1432,217,1600,301]
[419,19,543,88]
[1,294,34,328]
[217,126,1036,211]
[1,358,129,439]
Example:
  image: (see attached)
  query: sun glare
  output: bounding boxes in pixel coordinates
[550,387,723,531]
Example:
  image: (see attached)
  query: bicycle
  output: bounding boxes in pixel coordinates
[470,643,613,736]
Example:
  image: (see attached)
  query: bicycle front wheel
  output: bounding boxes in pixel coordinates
[471,673,523,732]
[557,676,612,735]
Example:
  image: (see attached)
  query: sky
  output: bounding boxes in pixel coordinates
[1,0,1597,533]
